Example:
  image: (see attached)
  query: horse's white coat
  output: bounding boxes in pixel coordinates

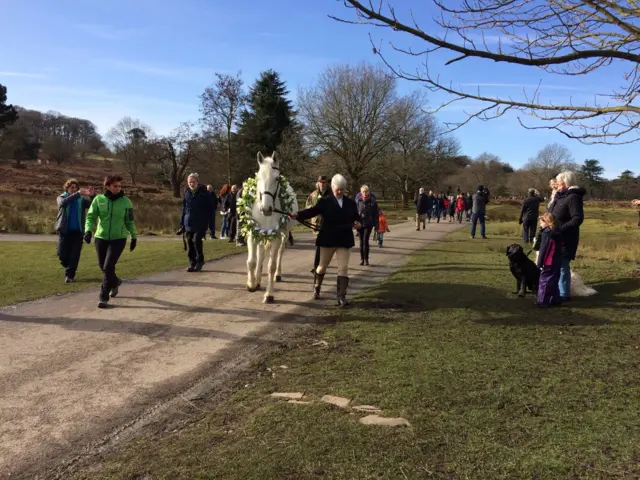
[246,152,299,303]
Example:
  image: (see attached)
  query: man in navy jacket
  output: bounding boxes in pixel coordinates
[178,173,216,272]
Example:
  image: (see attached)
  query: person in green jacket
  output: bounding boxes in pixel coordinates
[84,174,137,308]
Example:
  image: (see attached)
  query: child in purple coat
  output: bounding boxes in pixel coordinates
[536,212,564,307]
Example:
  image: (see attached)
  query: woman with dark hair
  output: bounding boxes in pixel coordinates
[219,184,230,239]
[84,174,137,308]
[56,178,94,283]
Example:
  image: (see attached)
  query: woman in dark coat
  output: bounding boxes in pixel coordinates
[548,171,585,301]
[356,185,379,266]
[291,174,361,306]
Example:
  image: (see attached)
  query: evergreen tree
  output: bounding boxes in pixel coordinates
[238,70,296,158]
[0,84,19,132]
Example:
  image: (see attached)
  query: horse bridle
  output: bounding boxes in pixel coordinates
[258,164,280,208]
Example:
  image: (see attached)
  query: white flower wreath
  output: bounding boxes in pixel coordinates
[237,175,295,243]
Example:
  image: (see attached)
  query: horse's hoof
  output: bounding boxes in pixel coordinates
[247,286,257,293]
[264,295,275,304]
[275,275,282,282]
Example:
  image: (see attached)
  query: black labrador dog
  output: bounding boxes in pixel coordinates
[506,243,540,297]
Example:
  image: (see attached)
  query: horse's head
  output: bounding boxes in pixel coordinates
[256,150,280,216]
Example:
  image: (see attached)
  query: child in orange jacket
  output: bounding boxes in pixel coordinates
[377,210,390,247]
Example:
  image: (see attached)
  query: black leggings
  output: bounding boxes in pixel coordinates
[95,238,126,300]
[358,227,372,261]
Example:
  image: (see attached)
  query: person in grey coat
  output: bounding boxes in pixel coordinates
[519,188,542,243]
[470,185,489,239]
[56,178,95,283]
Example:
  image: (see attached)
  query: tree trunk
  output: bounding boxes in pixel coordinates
[172,180,181,198]
[401,190,411,209]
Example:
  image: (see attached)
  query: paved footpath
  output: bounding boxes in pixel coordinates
[0,221,461,479]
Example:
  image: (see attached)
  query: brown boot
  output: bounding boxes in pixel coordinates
[313,272,325,299]
[336,276,350,307]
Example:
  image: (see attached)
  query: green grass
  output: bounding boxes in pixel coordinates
[68,209,640,480]
[0,240,240,307]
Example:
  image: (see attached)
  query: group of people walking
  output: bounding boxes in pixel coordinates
[414,190,474,228]
[413,186,490,239]
[56,175,137,308]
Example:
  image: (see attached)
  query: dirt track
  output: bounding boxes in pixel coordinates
[0,221,461,479]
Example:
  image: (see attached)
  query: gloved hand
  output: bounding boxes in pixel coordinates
[176,227,184,235]
[83,231,92,244]
[130,238,137,252]
[518,219,523,225]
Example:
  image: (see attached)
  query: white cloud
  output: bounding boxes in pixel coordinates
[74,23,148,41]
[96,58,219,82]
[0,71,49,79]
[459,82,592,92]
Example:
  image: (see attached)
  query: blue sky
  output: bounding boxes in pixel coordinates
[1,0,637,178]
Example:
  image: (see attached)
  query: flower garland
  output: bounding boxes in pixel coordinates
[237,175,296,244]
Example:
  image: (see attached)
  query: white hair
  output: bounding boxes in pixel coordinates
[419,188,425,194]
[556,171,577,188]
[188,173,199,180]
[331,174,347,190]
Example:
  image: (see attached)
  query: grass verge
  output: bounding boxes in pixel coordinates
[69,211,640,480]
[0,239,240,307]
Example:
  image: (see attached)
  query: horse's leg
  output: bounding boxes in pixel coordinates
[264,238,280,304]
[275,232,287,282]
[246,234,258,292]
[256,241,265,290]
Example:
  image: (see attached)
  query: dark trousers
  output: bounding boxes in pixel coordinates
[358,227,372,261]
[228,214,237,241]
[522,220,537,243]
[456,210,463,223]
[57,231,83,278]
[95,238,126,300]
[537,266,561,306]
[471,213,486,238]
[186,230,205,265]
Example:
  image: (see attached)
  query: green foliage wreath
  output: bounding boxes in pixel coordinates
[237,175,296,243]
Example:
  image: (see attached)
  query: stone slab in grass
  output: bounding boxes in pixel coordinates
[321,395,351,408]
[353,405,382,413]
[359,415,411,427]
[270,392,305,400]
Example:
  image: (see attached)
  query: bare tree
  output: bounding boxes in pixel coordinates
[298,62,402,192]
[200,72,246,184]
[524,143,578,190]
[333,1,640,144]
[384,92,439,205]
[42,136,75,165]
[107,117,153,185]
[154,122,201,198]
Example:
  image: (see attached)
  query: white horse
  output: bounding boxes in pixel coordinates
[245,151,299,304]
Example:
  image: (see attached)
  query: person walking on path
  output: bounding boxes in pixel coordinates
[464,192,473,221]
[290,174,361,306]
[447,195,456,222]
[455,193,466,223]
[433,194,444,223]
[355,185,379,266]
[414,187,429,230]
[219,184,231,239]
[536,212,563,307]
[376,209,390,247]
[548,171,585,301]
[224,185,239,244]
[426,191,435,223]
[84,174,137,308]
[178,173,216,272]
[471,185,489,239]
[519,188,542,244]
[56,179,95,283]
[206,184,219,239]
[305,175,332,273]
